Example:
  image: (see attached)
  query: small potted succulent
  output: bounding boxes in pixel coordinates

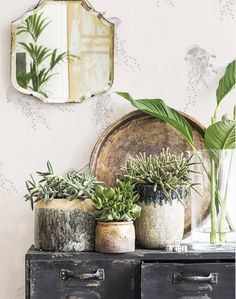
[91,180,141,253]
[25,161,101,252]
[121,148,196,249]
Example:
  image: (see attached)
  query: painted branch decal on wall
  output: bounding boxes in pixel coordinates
[184,46,218,110]
[6,86,76,130]
[111,17,141,71]
[156,0,175,7]
[216,0,235,20]
[91,92,114,134]
[0,163,18,194]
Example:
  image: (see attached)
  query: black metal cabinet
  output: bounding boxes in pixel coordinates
[141,262,235,299]
[26,247,235,299]
[27,260,137,299]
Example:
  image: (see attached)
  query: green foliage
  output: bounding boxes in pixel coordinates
[19,43,51,65]
[25,161,101,210]
[17,12,50,43]
[120,148,198,204]
[204,60,236,171]
[216,60,235,106]
[205,119,236,165]
[205,60,236,158]
[91,180,141,222]
[16,72,32,89]
[50,49,77,69]
[116,92,194,147]
[17,12,78,97]
[117,60,236,243]
[116,61,236,151]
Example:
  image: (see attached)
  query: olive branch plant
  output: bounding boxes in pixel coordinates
[117,59,236,244]
[16,12,78,98]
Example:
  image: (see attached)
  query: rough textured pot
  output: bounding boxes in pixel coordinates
[34,198,95,252]
[135,184,185,249]
[95,221,135,253]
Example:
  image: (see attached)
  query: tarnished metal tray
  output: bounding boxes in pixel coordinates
[89,110,208,238]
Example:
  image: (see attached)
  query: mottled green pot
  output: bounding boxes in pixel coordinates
[135,184,185,249]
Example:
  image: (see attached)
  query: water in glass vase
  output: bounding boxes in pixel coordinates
[191,150,236,250]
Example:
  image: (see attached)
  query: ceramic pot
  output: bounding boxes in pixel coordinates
[135,184,185,249]
[34,198,95,252]
[95,221,135,253]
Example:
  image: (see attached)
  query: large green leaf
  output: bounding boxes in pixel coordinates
[216,60,235,106]
[116,92,194,147]
[205,119,236,162]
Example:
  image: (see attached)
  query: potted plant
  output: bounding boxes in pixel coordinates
[25,161,101,252]
[120,148,196,249]
[91,180,141,253]
[117,59,236,248]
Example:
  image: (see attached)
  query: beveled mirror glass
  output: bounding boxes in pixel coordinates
[11,0,114,103]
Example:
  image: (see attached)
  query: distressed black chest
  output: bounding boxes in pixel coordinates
[26,246,235,299]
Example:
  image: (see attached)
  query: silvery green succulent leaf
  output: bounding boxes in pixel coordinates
[120,148,197,204]
[25,161,101,209]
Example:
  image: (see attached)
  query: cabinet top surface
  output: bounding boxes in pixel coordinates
[26,246,235,261]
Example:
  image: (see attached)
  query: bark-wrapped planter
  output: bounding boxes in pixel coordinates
[95,221,135,253]
[135,184,185,249]
[35,198,95,252]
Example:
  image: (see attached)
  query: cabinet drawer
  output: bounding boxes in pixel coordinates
[141,262,235,299]
[27,259,137,299]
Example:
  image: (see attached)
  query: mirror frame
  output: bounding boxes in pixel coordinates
[11,0,115,103]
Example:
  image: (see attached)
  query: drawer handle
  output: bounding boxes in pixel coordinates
[173,273,218,284]
[60,269,105,281]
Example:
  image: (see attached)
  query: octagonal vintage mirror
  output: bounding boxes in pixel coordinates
[11,0,114,103]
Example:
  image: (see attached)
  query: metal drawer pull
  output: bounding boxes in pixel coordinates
[80,269,105,280]
[173,273,218,284]
[60,269,105,281]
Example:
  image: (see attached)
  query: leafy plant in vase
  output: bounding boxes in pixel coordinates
[117,59,236,248]
[17,12,77,97]
[121,149,197,249]
[91,180,141,253]
[25,161,101,252]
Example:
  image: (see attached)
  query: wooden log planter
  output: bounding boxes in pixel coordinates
[34,199,95,252]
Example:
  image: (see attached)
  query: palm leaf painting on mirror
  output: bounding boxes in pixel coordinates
[16,12,78,98]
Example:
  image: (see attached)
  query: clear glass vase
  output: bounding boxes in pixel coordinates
[191,149,236,250]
